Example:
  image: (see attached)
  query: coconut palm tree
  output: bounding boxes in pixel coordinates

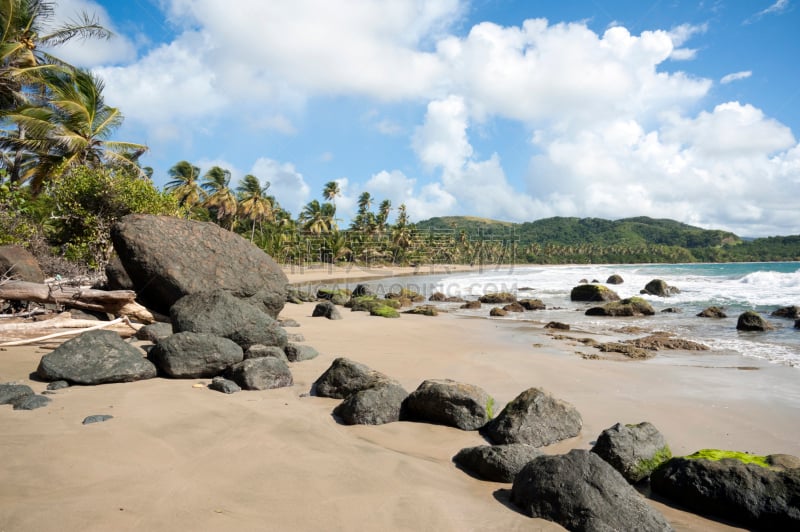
[237,173,273,241]
[165,160,204,210]
[201,165,237,228]
[1,68,147,191]
[299,199,335,235]
[322,180,340,205]
[376,198,391,234]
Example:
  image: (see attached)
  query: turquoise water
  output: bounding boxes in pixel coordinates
[357,262,800,367]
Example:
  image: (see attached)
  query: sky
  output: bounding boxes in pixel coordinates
[47,0,800,237]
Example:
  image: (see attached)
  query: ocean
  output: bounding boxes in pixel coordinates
[358,262,800,368]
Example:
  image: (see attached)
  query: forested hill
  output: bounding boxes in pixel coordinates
[415,216,740,248]
[414,216,799,262]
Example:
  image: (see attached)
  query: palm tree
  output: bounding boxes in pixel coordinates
[165,160,204,210]
[1,0,111,110]
[322,180,340,205]
[1,68,147,191]
[201,165,237,228]
[376,199,391,233]
[237,174,273,241]
[299,199,336,235]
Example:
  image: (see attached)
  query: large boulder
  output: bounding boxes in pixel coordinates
[226,357,293,390]
[697,306,727,318]
[590,422,672,483]
[313,357,398,399]
[736,310,775,331]
[148,332,243,378]
[519,298,545,310]
[482,387,582,447]
[37,330,156,384]
[585,297,655,317]
[651,451,800,529]
[0,383,35,405]
[104,256,134,290]
[312,301,342,320]
[772,305,800,319]
[511,449,672,531]
[0,245,44,282]
[606,274,624,285]
[453,444,542,483]
[641,279,680,297]
[171,289,287,350]
[134,322,173,343]
[333,383,408,425]
[401,379,494,431]
[570,284,620,302]
[110,214,287,317]
[478,292,517,304]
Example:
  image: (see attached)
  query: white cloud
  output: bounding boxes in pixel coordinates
[250,158,311,216]
[720,71,753,84]
[744,0,791,24]
[48,0,138,66]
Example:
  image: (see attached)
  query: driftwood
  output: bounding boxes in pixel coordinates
[0,315,139,347]
[0,280,165,323]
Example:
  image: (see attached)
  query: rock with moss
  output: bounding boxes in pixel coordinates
[460,301,481,310]
[333,383,408,425]
[313,357,400,399]
[590,422,672,483]
[479,292,517,304]
[429,292,447,302]
[385,288,425,302]
[404,305,439,316]
[697,306,727,318]
[626,333,709,351]
[570,284,620,302]
[351,284,373,297]
[370,305,400,318]
[651,450,800,529]
[482,387,582,447]
[489,307,507,317]
[503,302,525,313]
[519,298,545,310]
[585,297,655,317]
[401,379,494,431]
[597,343,653,359]
[453,444,542,482]
[641,279,680,297]
[316,287,351,305]
[736,310,775,331]
[512,450,672,532]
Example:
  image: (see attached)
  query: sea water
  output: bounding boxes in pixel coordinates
[360,262,800,368]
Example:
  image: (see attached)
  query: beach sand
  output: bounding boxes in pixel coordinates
[2,267,798,531]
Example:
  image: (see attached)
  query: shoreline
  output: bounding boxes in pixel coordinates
[2,265,798,530]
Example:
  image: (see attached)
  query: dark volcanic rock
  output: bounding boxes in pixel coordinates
[312,301,342,320]
[519,298,545,310]
[503,302,525,313]
[697,306,727,318]
[284,343,319,362]
[134,322,173,343]
[736,310,775,331]
[351,284,374,297]
[772,305,800,319]
[171,289,287,350]
[333,383,408,425]
[401,379,493,431]
[460,301,481,310]
[641,279,680,297]
[651,454,800,529]
[13,394,51,410]
[226,357,293,390]
[148,332,243,378]
[606,274,624,285]
[591,422,672,483]
[489,307,507,317]
[479,292,517,304]
[0,383,35,405]
[83,414,113,424]
[244,344,288,362]
[110,214,288,317]
[453,444,542,483]
[37,330,156,385]
[208,376,241,394]
[511,450,672,532]
[570,284,621,302]
[585,297,655,317]
[104,256,133,290]
[313,358,399,399]
[482,387,582,446]
[0,245,44,282]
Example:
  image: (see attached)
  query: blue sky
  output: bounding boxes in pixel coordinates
[50,0,800,236]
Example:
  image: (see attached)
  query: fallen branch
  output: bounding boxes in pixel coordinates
[0,316,139,347]
[0,280,163,323]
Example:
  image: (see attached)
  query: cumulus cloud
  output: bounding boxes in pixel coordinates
[250,158,311,216]
[720,71,753,84]
[49,0,138,66]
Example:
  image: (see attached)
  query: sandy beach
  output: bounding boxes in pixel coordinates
[2,266,799,531]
